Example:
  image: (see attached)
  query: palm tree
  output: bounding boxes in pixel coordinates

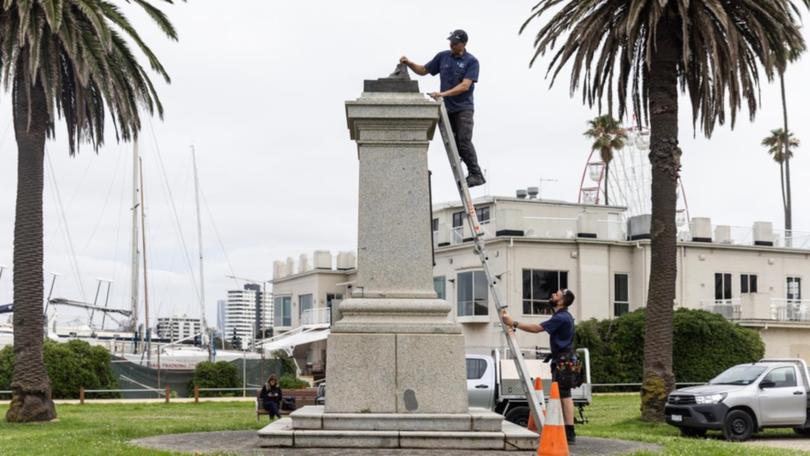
[584,115,627,205]
[775,47,802,244]
[2,0,179,423]
[521,1,807,421]
[762,129,799,227]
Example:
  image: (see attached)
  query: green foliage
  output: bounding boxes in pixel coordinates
[279,374,309,389]
[576,308,765,385]
[188,361,241,397]
[272,350,297,376]
[0,340,119,399]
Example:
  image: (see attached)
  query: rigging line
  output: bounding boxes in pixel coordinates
[200,188,239,281]
[80,145,125,254]
[45,148,87,302]
[109,146,130,315]
[143,117,201,307]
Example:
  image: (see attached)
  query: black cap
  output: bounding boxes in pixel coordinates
[447,29,468,44]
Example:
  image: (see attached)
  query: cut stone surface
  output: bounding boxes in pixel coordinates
[395,334,468,414]
[324,333,396,413]
[291,406,504,432]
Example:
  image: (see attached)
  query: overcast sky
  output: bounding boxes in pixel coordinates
[1,1,809,329]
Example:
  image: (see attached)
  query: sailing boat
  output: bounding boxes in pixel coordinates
[118,144,261,370]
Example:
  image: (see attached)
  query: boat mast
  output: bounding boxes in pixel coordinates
[191,146,212,361]
[129,140,141,334]
[139,156,152,368]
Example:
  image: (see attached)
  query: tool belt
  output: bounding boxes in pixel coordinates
[549,350,585,389]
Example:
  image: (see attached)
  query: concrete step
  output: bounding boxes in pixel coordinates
[289,405,503,432]
[258,417,538,451]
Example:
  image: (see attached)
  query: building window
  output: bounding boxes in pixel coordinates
[787,277,802,301]
[299,294,313,318]
[741,274,758,294]
[432,218,439,232]
[477,207,490,223]
[274,296,292,327]
[434,276,446,300]
[714,273,732,301]
[614,273,630,317]
[452,211,464,228]
[523,270,568,315]
[457,271,488,316]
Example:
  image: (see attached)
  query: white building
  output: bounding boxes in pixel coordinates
[156,315,202,342]
[267,194,810,373]
[216,299,227,336]
[224,284,272,348]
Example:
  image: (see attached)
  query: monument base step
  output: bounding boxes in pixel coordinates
[289,406,503,432]
[258,417,538,451]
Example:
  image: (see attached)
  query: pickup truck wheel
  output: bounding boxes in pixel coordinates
[723,410,754,441]
[504,406,530,428]
[679,427,707,438]
[794,427,810,437]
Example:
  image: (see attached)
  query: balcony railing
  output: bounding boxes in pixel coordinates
[300,307,331,326]
[701,298,742,320]
[770,298,810,322]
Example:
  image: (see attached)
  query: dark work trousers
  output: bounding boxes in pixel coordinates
[263,400,280,419]
[447,109,482,176]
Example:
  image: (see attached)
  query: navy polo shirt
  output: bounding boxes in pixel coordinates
[424,50,479,113]
[542,307,575,357]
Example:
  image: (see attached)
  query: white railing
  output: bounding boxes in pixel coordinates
[770,298,810,322]
[300,307,331,326]
[773,230,810,249]
[524,217,578,240]
[701,298,742,320]
[446,219,497,246]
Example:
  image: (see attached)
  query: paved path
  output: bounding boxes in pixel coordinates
[131,430,662,455]
[745,435,810,453]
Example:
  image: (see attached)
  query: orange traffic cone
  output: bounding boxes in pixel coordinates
[537,382,569,456]
[527,377,544,432]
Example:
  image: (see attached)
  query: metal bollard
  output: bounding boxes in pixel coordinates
[194,385,200,404]
[79,387,85,405]
[165,385,171,403]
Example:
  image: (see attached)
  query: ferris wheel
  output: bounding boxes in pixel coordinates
[577,124,691,231]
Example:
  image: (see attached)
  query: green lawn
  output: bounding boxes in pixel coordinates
[580,394,807,456]
[0,395,807,455]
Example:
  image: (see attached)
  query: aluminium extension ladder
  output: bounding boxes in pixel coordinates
[435,99,546,431]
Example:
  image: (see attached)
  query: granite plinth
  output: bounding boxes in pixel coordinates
[257,414,540,450]
[324,332,468,414]
[364,79,419,93]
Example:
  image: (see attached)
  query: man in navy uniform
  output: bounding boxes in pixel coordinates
[501,289,577,444]
[400,29,485,187]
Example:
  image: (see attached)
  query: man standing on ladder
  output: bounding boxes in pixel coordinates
[400,29,485,187]
[501,289,577,445]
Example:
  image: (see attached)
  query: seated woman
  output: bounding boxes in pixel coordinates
[259,374,282,420]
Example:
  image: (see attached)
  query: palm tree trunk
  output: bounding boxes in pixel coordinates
[640,15,679,422]
[604,157,610,206]
[779,161,787,220]
[5,68,56,423]
[780,71,792,246]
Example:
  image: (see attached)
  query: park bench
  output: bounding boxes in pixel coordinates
[255,387,318,422]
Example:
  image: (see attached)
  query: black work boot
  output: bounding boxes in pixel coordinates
[565,424,576,445]
[466,173,486,188]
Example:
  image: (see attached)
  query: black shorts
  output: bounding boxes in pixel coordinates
[551,362,572,399]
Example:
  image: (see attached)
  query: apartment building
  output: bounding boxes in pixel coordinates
[268,194,810,370]
[155,314,202,342]
[224,284,273,348]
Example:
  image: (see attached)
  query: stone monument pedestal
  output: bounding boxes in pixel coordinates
[258,68,538,450]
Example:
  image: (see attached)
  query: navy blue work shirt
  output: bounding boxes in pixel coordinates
[424,50,479,113]
[542,307,575,358]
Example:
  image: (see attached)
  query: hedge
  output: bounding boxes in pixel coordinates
[188,361,240,397]
[0,339,120,398]
[575,308,765,384]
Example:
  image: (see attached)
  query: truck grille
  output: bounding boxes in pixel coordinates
[668,394,696,405]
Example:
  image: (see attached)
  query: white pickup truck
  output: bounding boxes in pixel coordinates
[666,358,810,441]
[467,348,592,426]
